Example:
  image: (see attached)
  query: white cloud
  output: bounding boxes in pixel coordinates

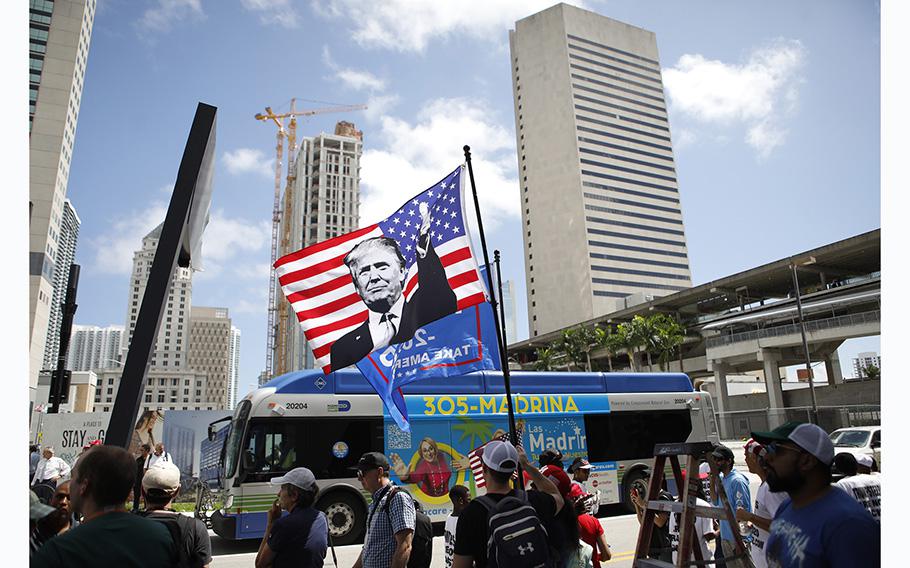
[321,46,387,92]
[199,212,271,263]
[311,0,582,53]
[91,203,168,274]
[231,286,270,314]
[241,0,300,28]
[363,94,400,122]
[662,39,806,158]
[91,204,270,278]
[673,128,697,152]
[223,148,274,178]
[359,97,519,231]
[137,0,204,34]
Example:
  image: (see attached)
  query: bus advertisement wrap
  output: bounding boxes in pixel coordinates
[383,393,610,515]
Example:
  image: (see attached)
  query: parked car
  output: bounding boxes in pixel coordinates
[829,425,881,471]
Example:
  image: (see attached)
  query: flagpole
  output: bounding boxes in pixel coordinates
[494,250,509,355]
[463,146,520,453]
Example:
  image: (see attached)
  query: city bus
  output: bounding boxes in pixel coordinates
[200,368,719,543]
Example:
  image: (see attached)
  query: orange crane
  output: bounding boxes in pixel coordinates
[256,99,367,379]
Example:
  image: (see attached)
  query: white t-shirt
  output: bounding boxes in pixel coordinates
[749,482,788,568]
[668,497,713,564]
[444,514,458,568]
[144,451,172,469]
[836,474,881,521]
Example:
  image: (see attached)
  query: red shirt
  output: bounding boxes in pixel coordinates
[577,513,605,568]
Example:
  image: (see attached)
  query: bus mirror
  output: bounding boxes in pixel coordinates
[207,425,216,442]
[223,494,234,510]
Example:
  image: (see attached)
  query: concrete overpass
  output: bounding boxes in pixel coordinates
[508,229,880,436]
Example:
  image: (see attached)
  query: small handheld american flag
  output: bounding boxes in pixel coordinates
[468,421,525,489]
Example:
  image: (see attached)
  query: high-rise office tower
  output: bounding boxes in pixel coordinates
[123,224,193,369]
[228,326,241,409]
[188,307,233,409]
[42,199,81,369]
[510,4,692,337]
[66,324,124,372]
[274,121,363,373]
[29,0,96,400]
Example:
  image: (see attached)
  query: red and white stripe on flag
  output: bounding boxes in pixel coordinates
[273,190,488,374]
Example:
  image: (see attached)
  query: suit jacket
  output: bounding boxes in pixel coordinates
[330,239,457,371]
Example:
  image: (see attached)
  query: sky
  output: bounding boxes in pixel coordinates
[59,0,882,400]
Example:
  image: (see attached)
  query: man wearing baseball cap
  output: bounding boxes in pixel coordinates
[257,467,328,568]
[709,444,751,568]
[141,461,212,567]
[752,421,880,567]
[352,452,416,568]
[453,440,565,568]
[735,439,787,568]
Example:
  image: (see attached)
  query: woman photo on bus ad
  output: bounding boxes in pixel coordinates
[390,437,464,497]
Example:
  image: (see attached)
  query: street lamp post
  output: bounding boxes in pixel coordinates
[790,258,819,425]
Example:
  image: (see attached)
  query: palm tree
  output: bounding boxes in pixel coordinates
[595,325,624,372]
[649,313,686,371]
[534,346,556,371]
[615,320,642,372]
[562,327,597,371]
[862,364,880,380]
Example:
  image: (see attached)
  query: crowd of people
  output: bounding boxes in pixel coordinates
[629,421,881,568]
[27,419,882,567]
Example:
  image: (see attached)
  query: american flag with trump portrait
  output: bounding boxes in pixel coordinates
[274,166,498,426]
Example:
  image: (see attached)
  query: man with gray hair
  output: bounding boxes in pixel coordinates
[31,447,71,489]
[331,203,456,370]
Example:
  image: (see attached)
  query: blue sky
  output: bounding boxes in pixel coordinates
[63,0,881,398]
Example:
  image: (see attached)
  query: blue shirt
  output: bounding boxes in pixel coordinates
[765,487,880,568]
[268,506,328,568]
[715,468,751,541]
[363,484,416,568]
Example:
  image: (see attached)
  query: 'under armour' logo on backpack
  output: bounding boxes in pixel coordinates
[518,543,535,556]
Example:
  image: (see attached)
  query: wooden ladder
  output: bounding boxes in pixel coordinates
[632,442,754,568]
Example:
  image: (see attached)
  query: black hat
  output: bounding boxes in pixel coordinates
[539,448,564,467]
[711,445,735,462]
[356,452,390,471]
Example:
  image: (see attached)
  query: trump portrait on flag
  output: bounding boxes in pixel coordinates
[330,202,457,370]
[274,165,489,376]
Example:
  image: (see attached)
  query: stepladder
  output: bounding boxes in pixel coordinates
[632,442,754,568]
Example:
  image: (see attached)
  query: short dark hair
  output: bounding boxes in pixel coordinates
[284,484,317,509]
[74,445,136,507]
[449,484,469,502]
[30,444,39,453]
[143,488,177,508]
[141,443,151,452]
[484,466,514,486]
[833,453,858,476]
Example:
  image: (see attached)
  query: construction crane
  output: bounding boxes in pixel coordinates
[256,98,367,379]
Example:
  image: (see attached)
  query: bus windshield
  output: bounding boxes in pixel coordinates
[224,400,251,479]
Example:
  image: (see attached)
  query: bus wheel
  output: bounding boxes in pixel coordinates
[318,492,365,546]
[622,469,648,514]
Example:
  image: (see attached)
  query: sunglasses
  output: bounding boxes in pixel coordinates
[763,442,803,457]
[356,467,377,480]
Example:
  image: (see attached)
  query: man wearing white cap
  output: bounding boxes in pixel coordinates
[142,460,212,567]
[256,467,328,568]
[752,421,880,568]
[453,440,565,568]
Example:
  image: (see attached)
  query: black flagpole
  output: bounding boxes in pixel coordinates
[493,250,509,359]
[463,146,520,453]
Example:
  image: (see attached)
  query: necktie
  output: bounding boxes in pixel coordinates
[377,313,398,348]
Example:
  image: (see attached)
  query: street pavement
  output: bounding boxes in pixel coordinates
[210,442,761,567]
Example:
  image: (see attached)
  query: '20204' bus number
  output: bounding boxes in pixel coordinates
[422,396,470,416]
[286,402,308,410]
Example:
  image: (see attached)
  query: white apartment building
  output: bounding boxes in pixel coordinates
[510,4,692,337]
[66,324,124,372]
[29,0,96,400]
[42,199,81,369]
[852,352,881,378]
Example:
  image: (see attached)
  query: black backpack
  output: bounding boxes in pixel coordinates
[477,492,558,568]
[140,511,195,568]
[383,487,433,568]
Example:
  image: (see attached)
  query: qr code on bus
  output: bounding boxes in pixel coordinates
[385,424,411,450]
